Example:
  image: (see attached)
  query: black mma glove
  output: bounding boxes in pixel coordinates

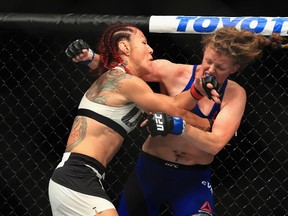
[190,74,220,101]
[147,113,186,137]
[65,39,94,65]
[201,75,220,99]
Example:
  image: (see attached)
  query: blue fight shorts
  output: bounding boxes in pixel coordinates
[118,151,214,216]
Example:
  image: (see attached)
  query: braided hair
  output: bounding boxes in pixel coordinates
[98,24,136,69]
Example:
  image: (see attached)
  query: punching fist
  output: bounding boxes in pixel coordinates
[190,74,221,103]
[201,75,220,99]
[65,39,94,65]
[147,113,186,137]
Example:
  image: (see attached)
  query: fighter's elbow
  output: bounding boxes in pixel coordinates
[208,138,227,156]
[209,148,222,156]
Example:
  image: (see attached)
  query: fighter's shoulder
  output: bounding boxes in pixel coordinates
[226,80,246,98]
[107,68,145,88]
[152,59,194,75]
[227,79,244,90]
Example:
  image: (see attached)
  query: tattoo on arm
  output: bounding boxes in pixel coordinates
[65,116,87,152]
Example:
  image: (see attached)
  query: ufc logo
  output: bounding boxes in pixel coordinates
[165,162,179,168]
[154,114,164,131]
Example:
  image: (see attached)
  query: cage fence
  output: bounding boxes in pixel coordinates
[1,14,288,216]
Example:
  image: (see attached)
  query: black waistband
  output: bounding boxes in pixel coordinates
[67,152,106,176]
[140,151,210,170]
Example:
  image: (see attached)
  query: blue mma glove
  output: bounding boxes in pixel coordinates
[147,113,186,137]
[65,39,94,65]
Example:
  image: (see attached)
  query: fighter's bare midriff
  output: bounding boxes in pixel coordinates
[142,135,214,165]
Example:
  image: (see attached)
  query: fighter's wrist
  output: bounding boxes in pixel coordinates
[190,84,204,100]
[171,117,186,135]
[79,49,95,65]
[88,52,102,70]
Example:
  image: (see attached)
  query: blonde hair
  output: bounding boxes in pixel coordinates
[201,27,287,68]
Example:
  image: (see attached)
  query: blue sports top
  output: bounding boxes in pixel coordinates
[182,65,228,119]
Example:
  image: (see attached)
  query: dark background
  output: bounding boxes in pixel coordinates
[0,0,286,17]
[1,2,287,216]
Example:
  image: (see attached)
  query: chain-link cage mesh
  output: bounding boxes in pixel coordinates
[1,25,288,216]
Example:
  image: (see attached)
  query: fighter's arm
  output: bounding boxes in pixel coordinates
[140,59,192,82]
[65,40,189,82]
[67,44,192,85]
[66,40,220,109]
[121,75,190,119]
[180,81,246,155]
[183,112,212,132]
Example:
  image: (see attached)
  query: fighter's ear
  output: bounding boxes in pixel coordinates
[118,40,130,56]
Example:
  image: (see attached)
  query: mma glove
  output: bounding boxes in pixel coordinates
[190,75,221,100]
[147,112,186,137]
[65,39,94,65]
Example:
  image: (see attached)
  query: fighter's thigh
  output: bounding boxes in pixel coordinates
[96,208,118,216]
[171,182,213,216]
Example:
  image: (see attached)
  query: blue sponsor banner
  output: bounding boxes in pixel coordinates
[149,16,288,35]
